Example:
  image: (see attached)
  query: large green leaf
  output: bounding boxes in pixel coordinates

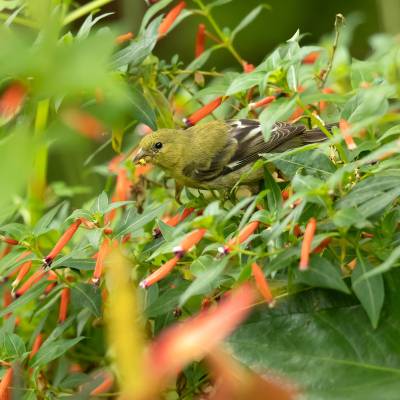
[229,273,400,400]
[352,252,384,328]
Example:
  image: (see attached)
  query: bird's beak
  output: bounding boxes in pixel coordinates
[133,148,149,165]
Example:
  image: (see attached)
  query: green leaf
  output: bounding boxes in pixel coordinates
[179,257,228,306]
[115,204,166,238]
[296,256,350,294]
[231,5,264,40]
[229,277,400,400]
[0,281,48,317]
[140,0,174,31]
[357,246,400,280]
[263,166,283,211]
[31,337,84,368]
[90,191,109,214]
[71,283,101,317]
[33,202,65,236]
[0,329,26,360]
[352,251,384,328]
[111,16,161,69]
[226,71,264,95]
[127,85,157,130]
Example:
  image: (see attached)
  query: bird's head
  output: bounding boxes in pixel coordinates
[133,129,185,169]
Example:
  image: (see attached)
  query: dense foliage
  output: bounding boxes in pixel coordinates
[0,0,400,399]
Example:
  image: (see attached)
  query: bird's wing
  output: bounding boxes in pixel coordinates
[221,119,306,174]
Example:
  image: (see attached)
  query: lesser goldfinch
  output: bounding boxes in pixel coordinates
[133,119,333,191]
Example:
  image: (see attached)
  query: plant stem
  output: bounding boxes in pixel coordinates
[63,0,114,26]
[28,99,50,225]
[319,14,345,88]
[0,12,37,28]
[194,0,244,66]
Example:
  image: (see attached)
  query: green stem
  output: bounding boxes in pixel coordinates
[0,12,37,28]
[28,99,50,225]
[63,0,114,26]
[194,0,244,65]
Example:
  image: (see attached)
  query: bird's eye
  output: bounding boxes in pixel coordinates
[154,142,163,149]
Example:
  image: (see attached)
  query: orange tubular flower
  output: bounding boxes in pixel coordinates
[154,208,195,238]
[195,23,206,58]
[319,87,335,111]
[0,367,13,399]
[12,250,33,287]
[158,1,186,38]
[302,51,320,64]
[249,96,276,110]
[115,168,131,202]
[3,289,12,319]
[116,32,134,44]
[58,287,70,323]
[220,220,260,255]
[173,229,207,257]
[339,119,357,150]
[90,371,114,396]
[44,219,82,267]
[62,109,106,141]
[251,263,274,306]
[140,256,179,289]
[44,270,58,294]
[299,218,317,270]
[0,82,26,123]
[14,270,46,298]
[184,97,224,127]
[92,237,111,285]
[29,333,43,360]
[147,284,255,385]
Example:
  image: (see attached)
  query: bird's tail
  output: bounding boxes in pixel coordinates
[302,122,338,143]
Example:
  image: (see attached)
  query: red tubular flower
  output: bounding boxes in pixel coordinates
[29,333,43,360]
[0,367,13,399]
[139,256,179,289]
[147,284,255,384]
[348,258,357,270]
[165,208,195,227]
[339,119,357,150]
[92,237,111,285]
[184,97,224,127]
[302,51,320,64]
[62,109,106,141]
[313,237,331,254]
[44,219,82,267]
[173,228,207,257]
[195,23,206,58]
[249,96,276,110]
[116,32,134,44]
[135,163,152,178]
[58,287,70,323]
[12,260,32,288]
[299,218,317,270]
[90,371,114,396]
[0,82,26,123]
[220,220,260,254]
[242,61,255,73]
[158,1,186,38]
[1,236,18,245]
[293,224,302,238]
[251,263,274,306]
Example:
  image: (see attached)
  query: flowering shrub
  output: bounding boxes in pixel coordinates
[0,1,400,399]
